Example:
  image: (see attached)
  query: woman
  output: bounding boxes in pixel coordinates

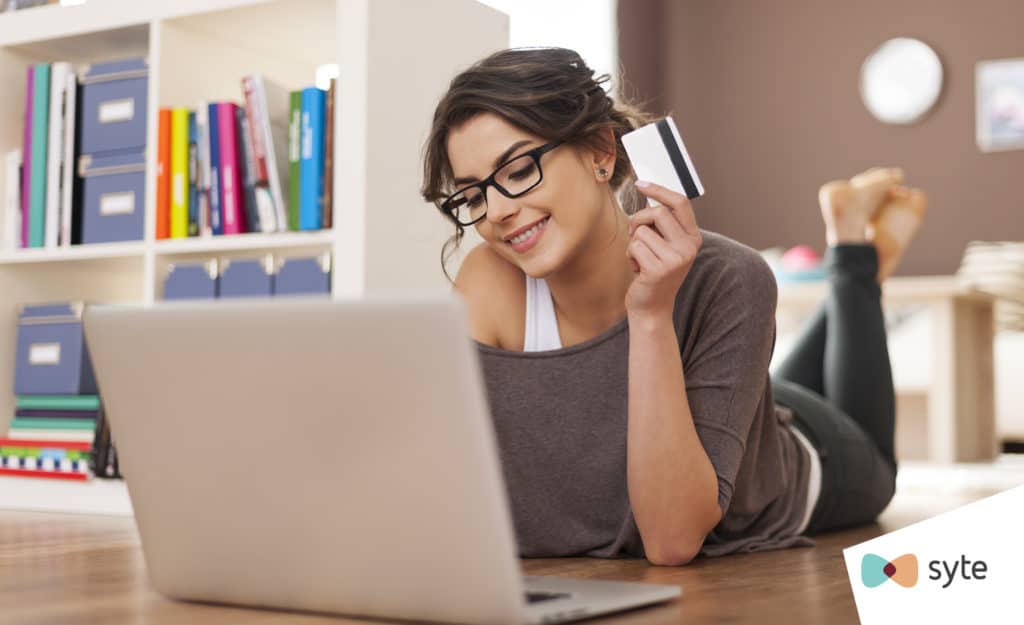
[419,47,928,566]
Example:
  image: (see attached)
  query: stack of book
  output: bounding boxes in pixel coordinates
[2,62,81,251]
[957,240,1024,332]
[155,73,335,239]
[0,394,119,481]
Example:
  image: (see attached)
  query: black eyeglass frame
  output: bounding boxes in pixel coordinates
[439,140,565,227]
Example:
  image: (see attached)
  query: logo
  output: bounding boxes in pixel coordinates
[862,553,919,588]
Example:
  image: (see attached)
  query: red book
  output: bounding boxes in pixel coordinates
[0,438,93,451]
[156,108,171,239]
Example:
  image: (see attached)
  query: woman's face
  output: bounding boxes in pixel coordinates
[446,112,614,278]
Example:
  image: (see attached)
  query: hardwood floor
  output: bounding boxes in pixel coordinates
[0,466,1017,625]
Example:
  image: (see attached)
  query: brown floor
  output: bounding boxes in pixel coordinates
[0,473,1013,625]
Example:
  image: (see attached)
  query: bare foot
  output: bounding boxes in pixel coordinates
[819,167,904,245]
[869,186,928,282]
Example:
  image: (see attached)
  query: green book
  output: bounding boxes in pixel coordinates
[29,62,50,248]
[16,395,101,410]
[11,418,96,431]
[0,447,88,461]
[288,89,302,231]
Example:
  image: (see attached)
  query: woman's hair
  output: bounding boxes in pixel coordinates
[420,47,656,283]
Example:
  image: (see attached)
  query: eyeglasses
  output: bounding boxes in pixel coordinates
[440,141,564,227]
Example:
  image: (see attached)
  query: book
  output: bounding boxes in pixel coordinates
[243,74,289,232]
[216,102,245,235]
[59,69,78,247]
[155,108,171,239]
[10,418,96,431]
[169,107,189,239]
[299,87,325,231]
[16,394,100,410]
[188,111,199,236]
[68,80,84,245]
[29,63,50,248]
[0,467,88,481]
[6,429,95,442]
[21,65,33,248]
[44,61,70,249]
[195,101,211,237]
[207,102,223,235]
[3,149,20,251]
[15,408,98,419]
[235,105,271,232]
[0,438,92,451]
[323,77,335,230]
[288,90,301,231]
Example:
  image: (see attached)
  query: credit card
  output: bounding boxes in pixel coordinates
[621,116,703,206]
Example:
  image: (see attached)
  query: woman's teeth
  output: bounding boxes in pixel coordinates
[510,217,549,245]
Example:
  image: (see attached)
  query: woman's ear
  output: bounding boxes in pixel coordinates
[590,127,617,178]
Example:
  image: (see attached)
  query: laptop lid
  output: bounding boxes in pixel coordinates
[82,295,528,625]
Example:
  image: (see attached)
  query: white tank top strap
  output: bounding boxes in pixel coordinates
[524,275,563,352]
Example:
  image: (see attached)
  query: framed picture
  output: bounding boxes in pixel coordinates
[976,58,1024,152]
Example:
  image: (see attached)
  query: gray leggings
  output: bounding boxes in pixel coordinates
[771,244,898,535]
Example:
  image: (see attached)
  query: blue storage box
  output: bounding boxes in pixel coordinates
[274,254,331,297]
[164,260,219,300]
[14,302,98,396]
[219,256,274,298]
[79,58,149,155]
[80,150,146,244]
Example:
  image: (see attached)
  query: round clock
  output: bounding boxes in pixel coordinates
[860,38,943,125]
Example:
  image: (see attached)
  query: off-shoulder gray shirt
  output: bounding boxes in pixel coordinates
[474,230,815,559]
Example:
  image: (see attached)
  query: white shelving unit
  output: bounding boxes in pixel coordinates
[0,0,508,514]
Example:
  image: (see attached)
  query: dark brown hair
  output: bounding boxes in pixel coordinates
[420,47,656,283]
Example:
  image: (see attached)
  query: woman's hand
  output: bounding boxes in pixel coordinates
[625,181,702,322]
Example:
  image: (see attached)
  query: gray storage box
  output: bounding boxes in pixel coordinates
[14,302,98,396]
[164,260,219,300]
[79,58,149,154]
[274,253,331,297]
[80,150,146,244]
[220,256,274,298]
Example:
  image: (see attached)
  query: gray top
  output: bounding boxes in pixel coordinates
[474,230,815,559]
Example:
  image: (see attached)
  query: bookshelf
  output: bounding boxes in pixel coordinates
[0,0,508,513]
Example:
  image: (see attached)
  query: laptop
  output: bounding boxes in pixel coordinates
[81,294,682,625]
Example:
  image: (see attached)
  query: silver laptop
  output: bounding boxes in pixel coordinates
[82,294,681,625]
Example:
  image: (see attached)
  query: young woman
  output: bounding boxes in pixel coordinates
[420,48,928,566]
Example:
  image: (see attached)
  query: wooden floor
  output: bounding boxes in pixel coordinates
[0,474,1012,625]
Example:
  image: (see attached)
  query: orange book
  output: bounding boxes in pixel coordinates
[156,108,171,239]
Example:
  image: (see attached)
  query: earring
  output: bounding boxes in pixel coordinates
[597,168,607,179]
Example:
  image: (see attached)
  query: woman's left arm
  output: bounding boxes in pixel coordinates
[624,181,721,566]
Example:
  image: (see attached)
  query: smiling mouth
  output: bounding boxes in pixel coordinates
[507,217,550,245]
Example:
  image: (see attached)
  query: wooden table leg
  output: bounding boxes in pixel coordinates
[928,297,998,462]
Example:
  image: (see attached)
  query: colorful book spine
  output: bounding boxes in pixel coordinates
[44,62,69,249]
[10,418,96,431]
[217,102,244,235]
[188,111,199,237]
[29,63,50,248]
[288,90,301,231]
[323,78,335,230]
[59,70,78,247]
[299,87,325,231]
[21,65,33,249]
[207,102,223,236]
[235,105,263,233]
[169,107,189,239]
[0,438,92,451]
[155,108,171,239]
[17,394,101,411]
[195,102,211,236]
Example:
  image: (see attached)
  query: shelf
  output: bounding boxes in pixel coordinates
[0,241,146,265]
[153,230,334,257]
[0,0,270,48]
[0,474,132,516]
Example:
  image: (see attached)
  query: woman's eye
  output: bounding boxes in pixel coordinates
[467,195,484,208]
[508,163,536,180]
